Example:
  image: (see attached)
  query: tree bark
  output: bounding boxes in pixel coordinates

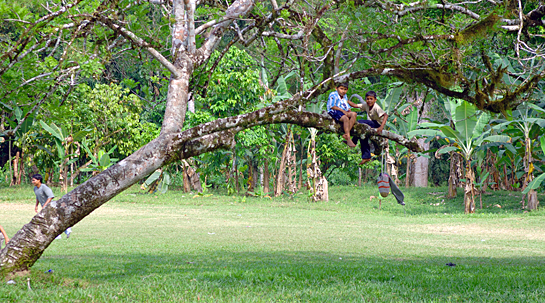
[11,152,19,186]
[527,190,539,210]
[263,159,270,194]
[298,136,303,190]
[274,127,291,197]
[306,128,328,201]
[447,152,463,198]
[247,159,255,193]
[464,159,476,214]
[182,159,202,193]
[8,139,12,185]
[405,152,412,188]
[287,130,297,194]
[411,92,431,187]
[486,149,500,191]
[412,139,429,187]
[358,167,362,186]
[521,137,539,210]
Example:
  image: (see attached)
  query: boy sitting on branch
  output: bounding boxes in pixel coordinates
[326,82,362,148]
[354,91,388,165]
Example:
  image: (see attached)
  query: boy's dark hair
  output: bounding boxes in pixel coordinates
[31,174,43,182]
[365,91,377,98]
[337,82,349,89]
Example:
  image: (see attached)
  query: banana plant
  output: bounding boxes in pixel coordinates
[80,139,118,174]
[141,169,171,194]
[522,136,545,205]
[492,103,545,209]
[39,121,90,190]
[410,100,510,213]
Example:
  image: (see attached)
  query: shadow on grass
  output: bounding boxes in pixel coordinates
[16,250,545,302]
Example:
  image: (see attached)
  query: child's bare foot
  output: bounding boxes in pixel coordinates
[342,134,356,148]
[359,158,371,165]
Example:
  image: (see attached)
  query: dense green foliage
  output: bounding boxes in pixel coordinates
[1,0,545,197]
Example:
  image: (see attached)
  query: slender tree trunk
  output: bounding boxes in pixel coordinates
[447,152,462,198]
[247,159,254,193]
[8,139,12,185]
[259,164,263,188]
[306,131,327,201]
[527,189,539,210]
[11,152,20,186]
[358,167,362,186]
[464,159,476,214]
[225,159,229,184]
[235,165,239,193]
[183,164,191,193]
[503,164,510,190]
[231,148,238,193]
[511,158,516,189]
[275,127,292,197]
[287,131,297,194]
[263,159,270,194]
[298,137,303,190]
[405,152,411,188]
[20,153,26,184]
[70,145,74,187]
[486,149,499,191]
[522,137,539,209]
[17,152,24,185]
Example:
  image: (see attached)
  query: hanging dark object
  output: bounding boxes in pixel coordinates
[377,154,405,205]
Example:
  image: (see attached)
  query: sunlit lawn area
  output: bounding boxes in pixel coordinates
[1,185,545,302]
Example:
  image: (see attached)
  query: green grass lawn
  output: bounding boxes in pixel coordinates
[1,184,545,302]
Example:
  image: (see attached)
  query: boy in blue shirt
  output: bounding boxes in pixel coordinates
[327,83,362,148]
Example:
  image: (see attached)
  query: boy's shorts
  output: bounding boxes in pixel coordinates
[328,110,345,121]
